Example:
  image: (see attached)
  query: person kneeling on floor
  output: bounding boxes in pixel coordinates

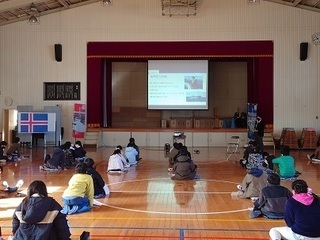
[171,146,198,180]
[61,162,94,215]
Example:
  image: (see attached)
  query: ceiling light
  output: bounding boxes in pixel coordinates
[30,2,37,11]
[28,2,39,24]
[102,0,112,5]
[28,15,38,23]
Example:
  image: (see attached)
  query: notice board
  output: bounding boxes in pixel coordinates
[44,82,80,100]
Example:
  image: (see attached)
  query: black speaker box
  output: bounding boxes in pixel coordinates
[300,42,308,61]
[54,44,62,62]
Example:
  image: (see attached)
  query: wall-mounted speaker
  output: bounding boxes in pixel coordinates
[300,42,308,61]
[54,44,62,62]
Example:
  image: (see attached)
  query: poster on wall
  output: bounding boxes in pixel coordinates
[72,104,86,139]
[247,103,258,140]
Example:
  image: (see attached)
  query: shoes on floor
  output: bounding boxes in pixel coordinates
[307,154,311,160]
[94,193,105,199]
[237,184,243,191]
[15,179,24,188]
[249,210,262,219]
[3,181,9,188]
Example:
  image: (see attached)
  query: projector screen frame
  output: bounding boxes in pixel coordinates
[147,59,209,110]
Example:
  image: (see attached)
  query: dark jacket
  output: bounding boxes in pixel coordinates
[172,150,196,180]
[87,167,105,196]
[254,184,292,218]
[47,148,65,170]
[72,147,87,159]
[285,197,320,237]
[0,147,8,160]
[12,195,71,240]
[6,143,21,157]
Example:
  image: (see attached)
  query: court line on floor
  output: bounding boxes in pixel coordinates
[65,216,284,223]
[96,201,250,215]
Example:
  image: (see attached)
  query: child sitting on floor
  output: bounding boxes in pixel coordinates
[0,141,8,162]
[232,167,268,199]
[108,149,129,173]
[6,137,21,161]
[84,158,110,198]
[171,146,198,180]
[116,145,128,163]
[61,163,94,215]
[272,145,298,179]
[72,140,87,162]
[307,141,320,162]
[40,145,68,171]
[125,142,139,165]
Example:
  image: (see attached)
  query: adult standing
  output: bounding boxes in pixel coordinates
[254,116,265,152]
[269,179,320,240]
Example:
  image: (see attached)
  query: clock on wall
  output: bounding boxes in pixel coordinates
[311,32,320,45]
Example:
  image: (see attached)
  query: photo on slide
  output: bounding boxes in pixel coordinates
[184,76,203,89]
[186,91,206,102]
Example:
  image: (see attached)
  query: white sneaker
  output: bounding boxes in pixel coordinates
[251,197,259,202]
[3,181,9,188]
[15,179,24,188]
[237,184,243,191]
[307,154,311,160]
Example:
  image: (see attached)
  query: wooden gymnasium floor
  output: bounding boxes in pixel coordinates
[0,145,319,240]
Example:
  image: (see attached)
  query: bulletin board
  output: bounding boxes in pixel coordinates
[44,82,80,100]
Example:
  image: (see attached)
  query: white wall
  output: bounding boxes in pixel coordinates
[0,0,320,140]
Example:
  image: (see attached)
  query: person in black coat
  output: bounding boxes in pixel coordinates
[72,140,87,162]
[171,146,197,180]
[84,158,109,198]
[12,180,71,240]
[254,116,265,152]
[0,141,8,161]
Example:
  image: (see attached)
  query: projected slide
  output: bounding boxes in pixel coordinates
[148,60,208,110]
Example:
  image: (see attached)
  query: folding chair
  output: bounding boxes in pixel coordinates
[226,136,240,160]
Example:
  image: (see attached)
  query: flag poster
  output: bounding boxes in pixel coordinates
[247,103,258,140]
[18,112,56,133]
[72,103,86,138]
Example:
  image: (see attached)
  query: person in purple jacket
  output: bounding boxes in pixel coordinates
[269,179,320,240]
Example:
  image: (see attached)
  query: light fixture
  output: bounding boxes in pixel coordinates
[28,2,39,24]
[28,15,38,23]
[102,0,112,5]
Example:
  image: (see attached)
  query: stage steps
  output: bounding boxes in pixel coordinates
[83,131,102,148]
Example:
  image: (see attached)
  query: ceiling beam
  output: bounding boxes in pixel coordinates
[292,0,302,6]
[57,0,70,9]
[264,0,320,13]
[0,0,36,11]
